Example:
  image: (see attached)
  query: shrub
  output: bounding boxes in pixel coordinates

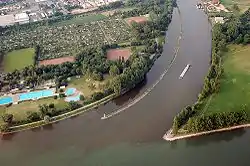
[49,103,55,108]
[43,115,51,123]
[80,95,85,101]
[0,123,10,132]
[54,95,58,99]
[59,93,66,98]
[27,112,41,122]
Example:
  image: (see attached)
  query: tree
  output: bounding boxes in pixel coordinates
[109,65,120,76]
[27,112,41,122]
[43,115,51,123]
[2,113,13,124]
[232,4,239,11]
[80,95,85,101]
[243,34,250,45]
[112,76,122,95]
[0,123,10,132]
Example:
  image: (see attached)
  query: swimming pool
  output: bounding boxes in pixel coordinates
[65,94,80,102]
[19,89,54,101]
[65,88,76,96]
[0,96,13,105]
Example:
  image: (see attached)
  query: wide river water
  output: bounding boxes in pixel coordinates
[1,0,250,165]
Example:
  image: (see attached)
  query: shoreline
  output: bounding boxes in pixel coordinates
[163,123,250,141]
[0,93,116,135]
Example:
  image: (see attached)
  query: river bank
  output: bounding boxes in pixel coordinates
[163,123,250,141]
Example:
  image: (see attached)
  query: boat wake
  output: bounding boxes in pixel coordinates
[101,7,183,120]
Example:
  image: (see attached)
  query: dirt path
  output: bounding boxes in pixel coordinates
[163,123,250,141]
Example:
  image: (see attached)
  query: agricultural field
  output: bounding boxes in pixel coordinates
[3,48,35,72]
[204,45,250,115]
[0,18,132,61]
[106,48,131,61]
[220,0,250,12]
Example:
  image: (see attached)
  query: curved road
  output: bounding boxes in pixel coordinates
[0,0,212,165]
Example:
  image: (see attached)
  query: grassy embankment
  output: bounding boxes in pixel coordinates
[4,48,35,72]
[0,76,110,124]
[220,0,250,12]
[203,45,250,116]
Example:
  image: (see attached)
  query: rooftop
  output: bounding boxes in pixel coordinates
[0,14,15,27]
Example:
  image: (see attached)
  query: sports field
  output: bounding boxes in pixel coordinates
[39,56,75,66]
[106,48,131,61]
[53,14,107,26]
[204,45,250,114]
[125,16,148,25]
[4,48,35,72]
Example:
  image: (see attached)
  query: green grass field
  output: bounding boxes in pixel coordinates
[4,48,35,73]
[53,14,107,26]
[0,98,67,124]
[220,0,250,12]
[205,45,250,114]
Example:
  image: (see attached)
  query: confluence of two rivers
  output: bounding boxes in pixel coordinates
[1,0,250,165]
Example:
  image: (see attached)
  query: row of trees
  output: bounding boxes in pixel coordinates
[185,111,248,133]
[171,8,250,134]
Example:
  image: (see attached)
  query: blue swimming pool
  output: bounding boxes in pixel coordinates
[65,88,76,96]
[19,89,54,101]
[0,96,13,105]
[65,94,80,102]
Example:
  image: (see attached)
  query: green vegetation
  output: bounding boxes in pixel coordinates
[4,48,35,72]
[0,0,176,132]
[53,14,107,26]
[220,0,250,12]
[172,8,250,134]
[205,45,250,114]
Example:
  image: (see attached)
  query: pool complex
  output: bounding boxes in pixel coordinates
[19,89,55,101]
[0,96,13,105]
[65,88,76,96]
[0,89,55,105]
[65,94,80,102]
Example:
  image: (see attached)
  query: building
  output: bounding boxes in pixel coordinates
[214,17,224,24]
[212,0,220,5]
[14,12,29,24]
[0,14,15,27]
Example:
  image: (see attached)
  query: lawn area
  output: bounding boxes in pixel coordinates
[0,98,67,124]
[53,14,107,26]
[67,75,112,98]
[205,45,250,114]
[220,0,250,12]
[4,48,35,72]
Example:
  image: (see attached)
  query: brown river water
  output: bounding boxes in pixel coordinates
[1,0,250,166]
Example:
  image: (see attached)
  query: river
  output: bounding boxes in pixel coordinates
[1,0,249,165]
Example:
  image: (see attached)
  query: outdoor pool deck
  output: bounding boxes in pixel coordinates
[0,88,56,106]
[0,87,81,106]
[65,88,76,96]
[64,88,81,102]
[0,96,13,105]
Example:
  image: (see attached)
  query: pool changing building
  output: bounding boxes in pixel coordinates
[0,12,29,27]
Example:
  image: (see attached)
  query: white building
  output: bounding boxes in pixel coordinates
[214,17,224,24]
[14,13,30,24]
[0,14,15,27]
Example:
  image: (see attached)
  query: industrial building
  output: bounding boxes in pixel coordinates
[0,12,29,27]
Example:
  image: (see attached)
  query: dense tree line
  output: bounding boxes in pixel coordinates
[186,111,248,132]
[171,8,250,134]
